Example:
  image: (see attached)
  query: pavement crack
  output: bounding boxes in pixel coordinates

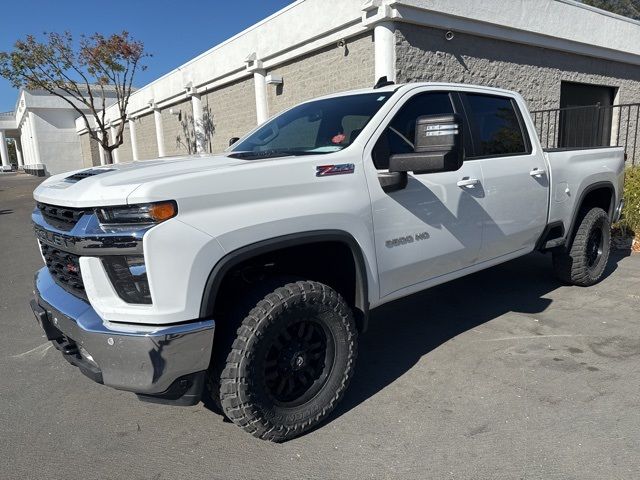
[11,342,52,359]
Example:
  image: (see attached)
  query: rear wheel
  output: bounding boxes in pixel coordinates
[552,207,611,286]
[216,280,357,442]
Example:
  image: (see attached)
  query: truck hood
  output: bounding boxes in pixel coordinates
[33,154,248,207]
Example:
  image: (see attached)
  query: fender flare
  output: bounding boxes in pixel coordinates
[565,181,615,245]
[199,230,370,330]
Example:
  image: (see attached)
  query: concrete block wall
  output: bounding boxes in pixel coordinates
[79,132,100,167]
[134,113,158,160]
[161,99,194,156]
[395,24,640,111]
[266,32,375,117]
[203,78,257,153]
[117,123,133,162]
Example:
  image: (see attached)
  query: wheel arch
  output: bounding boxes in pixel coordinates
[199,230,371,331]
[566,180,615,245]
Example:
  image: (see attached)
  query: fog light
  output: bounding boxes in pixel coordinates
[102,256,152,304]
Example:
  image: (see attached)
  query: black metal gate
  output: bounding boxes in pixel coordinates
[530,103,640,166]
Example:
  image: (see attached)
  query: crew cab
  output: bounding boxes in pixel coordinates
[29,81,625,442]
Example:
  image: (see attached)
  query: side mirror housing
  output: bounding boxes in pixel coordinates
[389,114,464,175]
[229,137,240,146]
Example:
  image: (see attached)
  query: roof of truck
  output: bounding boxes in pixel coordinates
[309,82,522,102]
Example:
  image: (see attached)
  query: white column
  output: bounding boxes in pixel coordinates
[0,130,9,168]
[28,111,42,165]
[97,131,106,166]
[253,70,269,124]
[190,94,206,153]
[14,138,24,167]
[109,124,120,163]
[23,121,34,165]
[153,109,166,157]
[129,119,139,161]
[374,22,396,82]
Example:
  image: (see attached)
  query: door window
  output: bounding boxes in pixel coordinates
[463,94,530,158]
[372,92,455,169]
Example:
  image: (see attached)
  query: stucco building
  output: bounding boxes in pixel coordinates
[0,89,117,175]
[3,0,640,174]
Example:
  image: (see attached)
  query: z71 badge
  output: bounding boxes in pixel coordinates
[316,164,355,177]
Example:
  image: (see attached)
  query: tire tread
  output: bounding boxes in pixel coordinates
[218,280,357,442]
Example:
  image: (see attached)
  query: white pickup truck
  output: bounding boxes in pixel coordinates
[30,81,625,442]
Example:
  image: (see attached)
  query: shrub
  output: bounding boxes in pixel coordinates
[620,166,640,236]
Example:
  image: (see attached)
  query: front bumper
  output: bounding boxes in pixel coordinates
[31,267,215,399]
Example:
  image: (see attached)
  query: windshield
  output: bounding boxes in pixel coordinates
[229,92,394,159]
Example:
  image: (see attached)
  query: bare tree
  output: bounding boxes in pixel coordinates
[0,31,150,164]
[177,105,216,154]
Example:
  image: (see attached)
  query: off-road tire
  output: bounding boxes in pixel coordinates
[552,207,611,286]
[218,280,358,442]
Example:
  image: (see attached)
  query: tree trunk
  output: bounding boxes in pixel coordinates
[104,149,114,165]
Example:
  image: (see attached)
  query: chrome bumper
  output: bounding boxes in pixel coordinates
[31,267,215,396]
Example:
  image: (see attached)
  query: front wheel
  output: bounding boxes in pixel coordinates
[552,207,611,286]
[217,280,358,442]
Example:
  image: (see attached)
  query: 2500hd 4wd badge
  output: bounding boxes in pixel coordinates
[385,231,430,248]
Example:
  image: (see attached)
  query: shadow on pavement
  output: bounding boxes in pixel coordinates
[327,250,628,424]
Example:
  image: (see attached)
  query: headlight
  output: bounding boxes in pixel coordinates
[95,201,177,226]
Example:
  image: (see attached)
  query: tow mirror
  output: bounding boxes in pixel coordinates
[229,137,240,146]
[389,114,464,175]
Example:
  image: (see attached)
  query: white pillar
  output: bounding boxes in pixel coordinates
[374,22,396,82]
[0,130,9,168]
[21,121,31,165]
[97,131,106,166]
[153,109,166,157]
[253,70,269,124]
[28,111,42,165]
[14,138,24,167]
[109,124,120,163]
[191,94,206,153]
[129,119,139,161]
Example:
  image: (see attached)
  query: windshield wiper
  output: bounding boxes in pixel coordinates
[228,150,318,160]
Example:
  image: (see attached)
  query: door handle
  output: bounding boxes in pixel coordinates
[457,178,480,188]
[529,168,545,178]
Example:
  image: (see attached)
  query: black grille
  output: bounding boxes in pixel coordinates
[40,243,86,299]
[37,203,88,231]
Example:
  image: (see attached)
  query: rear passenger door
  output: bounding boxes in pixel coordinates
[460,92,549,261]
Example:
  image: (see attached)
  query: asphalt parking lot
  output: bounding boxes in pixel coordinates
[1,172,639,480]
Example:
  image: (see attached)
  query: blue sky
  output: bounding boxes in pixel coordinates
[0,0,295,112]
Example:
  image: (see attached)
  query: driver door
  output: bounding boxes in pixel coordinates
[367,91,484,298]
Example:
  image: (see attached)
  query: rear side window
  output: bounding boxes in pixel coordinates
[464,93,530,158]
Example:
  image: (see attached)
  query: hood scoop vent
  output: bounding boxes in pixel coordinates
[65,168,115,183]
